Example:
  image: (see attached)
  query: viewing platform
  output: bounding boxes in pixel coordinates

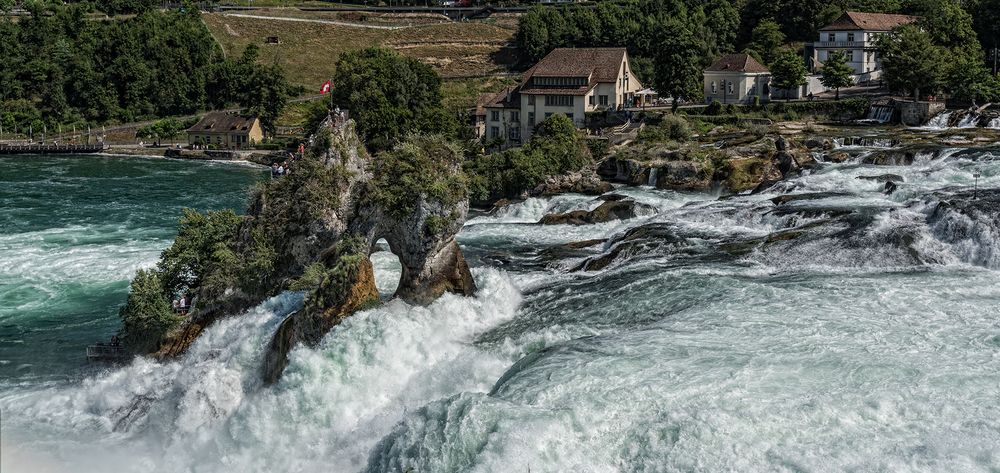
[0,143,105,155]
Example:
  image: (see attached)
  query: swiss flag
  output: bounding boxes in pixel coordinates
[320,80,331,95]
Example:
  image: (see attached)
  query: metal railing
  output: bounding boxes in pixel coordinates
[814,41,868,48]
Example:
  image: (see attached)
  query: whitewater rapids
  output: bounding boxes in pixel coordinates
[3,146,1000,471]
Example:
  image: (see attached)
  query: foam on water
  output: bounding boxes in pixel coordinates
[0,270,522,473]
[6,149,1000,472]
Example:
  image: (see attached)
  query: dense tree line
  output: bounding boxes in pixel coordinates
[0,2,296,136]
[515,0,1000,104]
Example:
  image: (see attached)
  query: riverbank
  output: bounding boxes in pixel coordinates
[97,145,279,166]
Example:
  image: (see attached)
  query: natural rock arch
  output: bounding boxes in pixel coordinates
[148,116,475,383]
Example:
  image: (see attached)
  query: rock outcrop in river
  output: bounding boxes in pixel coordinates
[122,116,476,383]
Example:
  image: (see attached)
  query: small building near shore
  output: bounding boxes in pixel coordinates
[703,53,771,104]
[186,112,263,149]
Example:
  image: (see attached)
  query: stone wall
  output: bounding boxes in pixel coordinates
[897,101,946,126]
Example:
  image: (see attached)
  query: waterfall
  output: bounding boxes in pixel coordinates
[647,167,659,187]
[989,118,1000,129]
[957,113,980,128]
[922,112,952,129]
[865,105,894,124]
[836,136,899,148]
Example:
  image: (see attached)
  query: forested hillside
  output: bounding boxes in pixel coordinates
[0,2,296,136]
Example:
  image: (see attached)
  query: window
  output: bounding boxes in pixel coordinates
[528,112,535,125]
[510,127,520,141]
[845,50,854,62]
[599,95,609,105]
[545,112,552,118]
[566,113,574,122]
[490,126,499,138]
[528,95,535,105]
[847,33,855,42]
[728,81,734,94]
[510,111,519,122]
[711,82,717,95]
[828,33,835,42]
[544,95,574,107]
[491,111,500,121]
[589,95,595,105]
[533,76,587,87]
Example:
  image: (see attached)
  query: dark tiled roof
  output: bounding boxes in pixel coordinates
[704,53,770,73]
[187,111,259,134]
[819,12,917,31]
[527,48,627,83]
[484,88,519,109]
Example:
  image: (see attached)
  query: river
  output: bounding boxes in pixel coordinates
[1,145,999,472]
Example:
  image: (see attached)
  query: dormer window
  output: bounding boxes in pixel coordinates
[847,33,855,42]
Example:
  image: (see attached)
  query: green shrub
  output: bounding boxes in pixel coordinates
[706,100,723,115]
[370,134,468,220]
[118,269,183,354]
[725,103,737,115]
[465,114,591,202]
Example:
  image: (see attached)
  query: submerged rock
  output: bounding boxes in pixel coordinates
[539,199,655,225]
[857,174,905,183]
[529,165,612,197]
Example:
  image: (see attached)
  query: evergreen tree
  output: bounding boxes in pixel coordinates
[653,21,703,111]
[769,49,808,100]
[749,20,786,65]
[877,24,945,100]
[819,51,854,99]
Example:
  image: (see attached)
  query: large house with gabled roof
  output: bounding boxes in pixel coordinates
[483,47,643,147]
[811,12,918,76]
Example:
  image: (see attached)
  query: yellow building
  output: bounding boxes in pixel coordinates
[186,112,263,149]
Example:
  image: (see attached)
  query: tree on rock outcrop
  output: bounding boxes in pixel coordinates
[118,270,182,355]
[331,48,457,151]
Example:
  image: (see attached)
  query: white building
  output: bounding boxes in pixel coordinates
[703,53,771,104]
[483,47,643,147]
[811,12,917,77]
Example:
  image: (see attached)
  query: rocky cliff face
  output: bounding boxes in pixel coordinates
[155,116,476,383]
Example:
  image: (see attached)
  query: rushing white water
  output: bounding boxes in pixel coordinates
[989,117,1000,129]
[921,111,952,129]
[957,113,981,128]
[5,144,1000,472]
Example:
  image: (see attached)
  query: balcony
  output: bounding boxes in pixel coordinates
[814,40,867,48]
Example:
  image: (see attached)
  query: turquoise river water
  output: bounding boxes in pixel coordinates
[1,145,1000,472]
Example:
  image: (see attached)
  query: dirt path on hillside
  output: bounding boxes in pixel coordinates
[221,13,408,30]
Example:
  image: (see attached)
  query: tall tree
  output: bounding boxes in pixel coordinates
[770,49,808,100]
[877,24,945,100]
[332,47,455,151]
[819,51,854,99]
[749,20,786,65]
[653,21,703,111]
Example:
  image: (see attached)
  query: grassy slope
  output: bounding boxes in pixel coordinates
[203,12,515,89]
[203,12,519,126]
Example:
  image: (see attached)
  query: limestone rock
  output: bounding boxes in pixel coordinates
[539,199,655,225]
[529,165,613,197]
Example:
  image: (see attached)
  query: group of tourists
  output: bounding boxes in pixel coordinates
[172,295,189,316]
[271,160,292,178]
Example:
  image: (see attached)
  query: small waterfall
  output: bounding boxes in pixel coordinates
[923,112,952,129]
[865,105,894,123]
[989,117,1000,129]
[647,167,659,187]
[957,113,980,128]
[836,136,900,148]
